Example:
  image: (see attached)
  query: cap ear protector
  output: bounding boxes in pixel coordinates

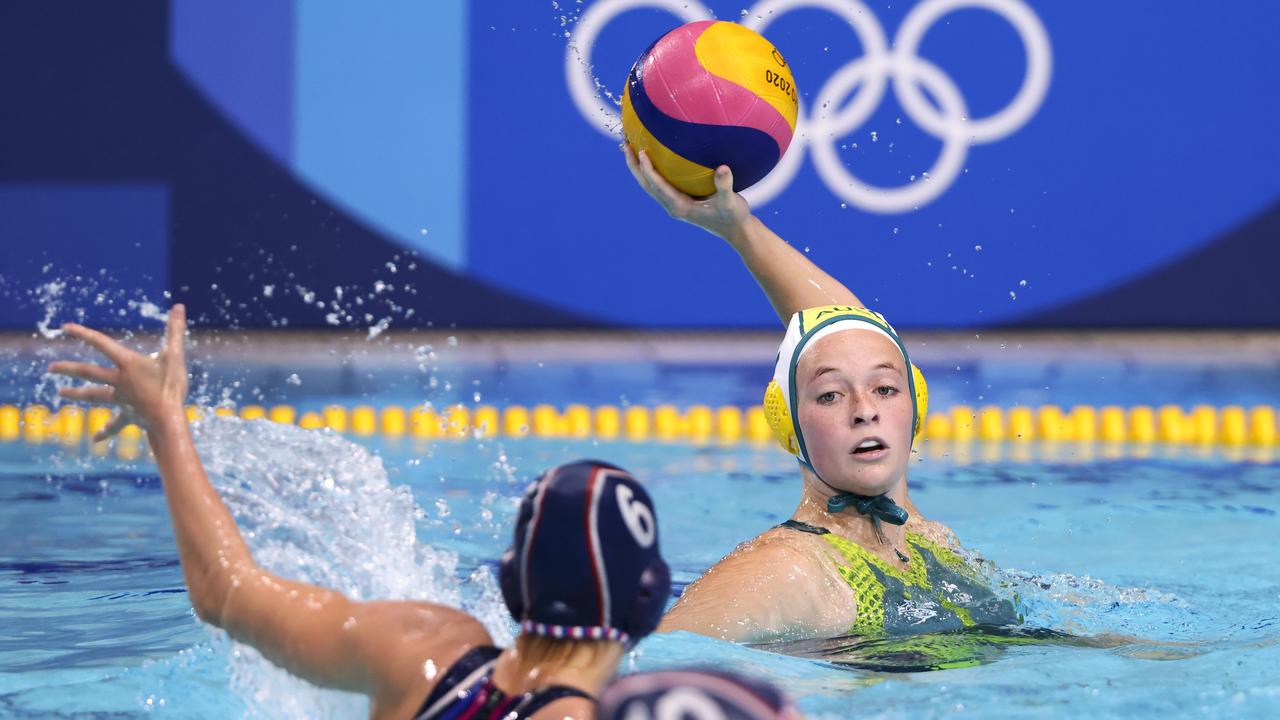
[764,365,927,455]
[762,379,802,455]
[627,558,672,642]
[498,459,671,644]
[763,306,928,460]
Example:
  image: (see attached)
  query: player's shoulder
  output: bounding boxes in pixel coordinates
[907,516,962,551]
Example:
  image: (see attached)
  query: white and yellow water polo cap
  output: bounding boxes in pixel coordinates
[763,305,928,465]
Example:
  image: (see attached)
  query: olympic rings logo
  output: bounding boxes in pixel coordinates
[565,0,1053,213]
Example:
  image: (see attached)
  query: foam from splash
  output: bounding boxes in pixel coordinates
[991,567,1191,639]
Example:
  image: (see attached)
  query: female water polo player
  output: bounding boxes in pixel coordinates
[623,146,1020,644]
[48,306,671,719]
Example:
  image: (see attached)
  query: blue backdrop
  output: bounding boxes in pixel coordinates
[1,1,1276,329]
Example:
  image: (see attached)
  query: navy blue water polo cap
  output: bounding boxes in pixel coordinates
[499,460,670,643]
[599,669,790,720]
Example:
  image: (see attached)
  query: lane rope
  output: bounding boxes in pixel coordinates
[3,402,1275,448]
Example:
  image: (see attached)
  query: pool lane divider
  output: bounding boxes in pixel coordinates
[2,401,1277,454]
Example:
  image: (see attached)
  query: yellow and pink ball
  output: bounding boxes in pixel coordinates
[622,21,799,197]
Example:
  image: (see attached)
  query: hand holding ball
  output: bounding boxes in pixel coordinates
[621,21,799,197]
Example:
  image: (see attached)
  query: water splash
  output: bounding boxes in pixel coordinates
[35,280,68,338]
[185,416,510,718]
[7,264,460,410]
[131,300,170,323]
[992,567,1191,640]
[366,316,392,340]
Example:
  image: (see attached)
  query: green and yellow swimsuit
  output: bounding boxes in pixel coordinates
[771,520,1058,671]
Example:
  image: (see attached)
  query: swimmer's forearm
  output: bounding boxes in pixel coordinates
[724,215,863,323]
[147,408,255,625]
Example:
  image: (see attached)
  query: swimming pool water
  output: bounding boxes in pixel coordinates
[2,356,1278,718]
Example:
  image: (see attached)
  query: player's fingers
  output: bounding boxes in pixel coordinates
[712,165,735,197]
[47,361,116,385]
[92,412,134,443]
[622,143,649,186]
[61,324,131,366]
[57,385,117,405]
[165,304,187,361]
[637,150,689,211]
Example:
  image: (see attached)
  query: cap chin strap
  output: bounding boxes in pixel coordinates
[802,459,910,526]
[827,492,909,525]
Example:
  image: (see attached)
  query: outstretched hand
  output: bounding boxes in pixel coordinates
[622,143,753,243]
[48,304,190,441]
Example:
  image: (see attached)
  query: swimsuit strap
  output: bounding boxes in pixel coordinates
[413,646,502,720]
[511,685,595,718]
[413,646,594,720]
[777,519,830,535]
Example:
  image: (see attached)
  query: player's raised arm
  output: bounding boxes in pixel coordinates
[624,145,863,324]
[50,307,489,702]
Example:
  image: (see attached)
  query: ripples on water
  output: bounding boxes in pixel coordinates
[2,416,1277,718]
[0,418,517,718]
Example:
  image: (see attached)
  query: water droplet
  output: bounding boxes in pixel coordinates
[447,336,458,347]
[286,373,302,386]
[974,244,983,252]
[367,317,392,339]
[1009,291,1018,300]
[870,131,878,142]
[892,227,900,235]
[1019,279,1027,287]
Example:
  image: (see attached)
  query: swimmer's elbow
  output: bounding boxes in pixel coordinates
[189,575,230,627]
[187,559,256,629]
[191,596,224,627]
